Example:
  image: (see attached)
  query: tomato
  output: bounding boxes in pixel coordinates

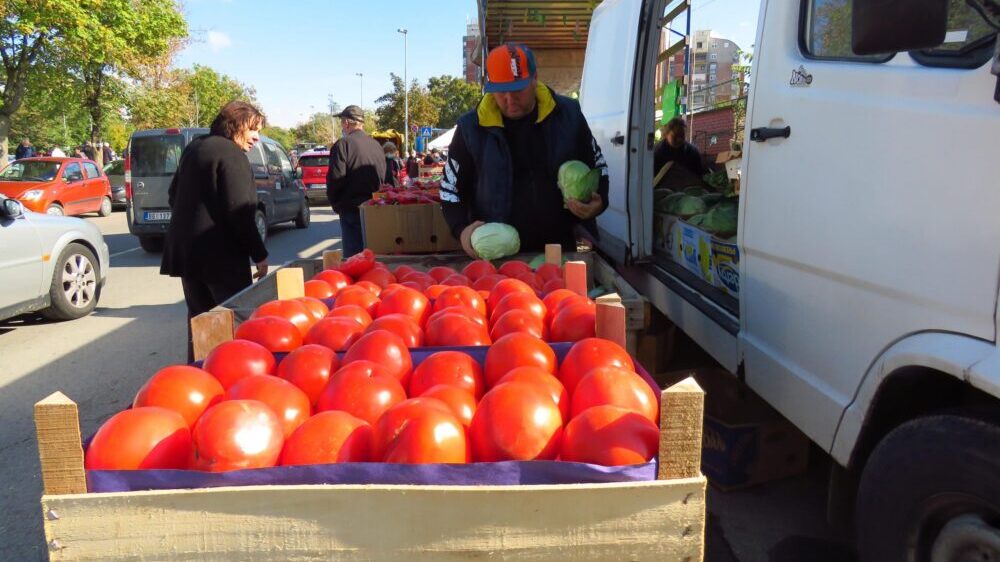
[235,316,303,353]
[343,329,414,388]
[571,367,658,424]
[409,351,484,399]
[428,266,458,283]
[541,278,566,295]
[497,260,533,278]
[425,311,492,347]
[133,365,224,427]
[375,286,430,325]
[338,248,376,277]
[420,385,477,427]
[561,405,659,466]
[366,313,424,347]
[496,366,569,422]
[471,274,506,292]
[490,291,546,324]
[489,309,547,341]
[295,297,329,322]
[225,375,312,438]
[85,407,191,470]
[441,273,472,286]
[251,299,315,338]
[354,280,383,296]
[394,265,416,279]
[313,269,352,294]
[433,285,487,317]
[359,267,396,289]
[303,317,367,351]
[202,339,276,390]
[190,400,284,471]
[325,304,373,327]
[400,281,425,292]
[462,260,497,281]
[534,263,562,282]
[513,272,543,292]
[558,337,636,394]
[280,411,373,465]
[423,284,448,300]
[304,279,335,300]
[483,332,557,387]
[374,398,467,463]
[400,272,434,291]
[469,382,563,461]
[333,285,380,315]
[548,301,597,343]
[487,278,535,313]
[542,289,578,324]
[427,306,487,329]
[315,361,407,425]
[276,344,339,405]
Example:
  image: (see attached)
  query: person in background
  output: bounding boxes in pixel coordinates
[653,117,705,176]
[326,104,386,257]
[82,142,96,161]
[14,139,35,160]
[73,146,86,159]
[49,146,66,157]
[102,142,114,163]
[423,149,438,165]
[383,142,402,188]
[160,100,270,362]
[405,150,419,179]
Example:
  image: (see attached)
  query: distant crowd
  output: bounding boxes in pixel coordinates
[13,138,119,163]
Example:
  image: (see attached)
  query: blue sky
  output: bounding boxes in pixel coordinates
[175,0,759,128]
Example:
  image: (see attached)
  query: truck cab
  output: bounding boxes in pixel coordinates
[581,0,1000,558]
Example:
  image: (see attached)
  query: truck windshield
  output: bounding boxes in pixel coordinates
[131,135,184,177]
[0,161,60,182]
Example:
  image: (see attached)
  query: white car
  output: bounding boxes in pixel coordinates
[0,195,109,321]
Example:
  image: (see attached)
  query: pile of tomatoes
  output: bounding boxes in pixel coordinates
[84,252,661,474]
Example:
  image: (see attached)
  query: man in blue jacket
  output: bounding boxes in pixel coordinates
[441,44,609,257]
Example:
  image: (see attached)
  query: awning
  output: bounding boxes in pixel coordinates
[427,127,455,151]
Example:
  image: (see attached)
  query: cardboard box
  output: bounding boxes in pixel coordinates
[715,150,742,181]
[673,220,716,286]
[360,203,462,254]
[710,238,740,298]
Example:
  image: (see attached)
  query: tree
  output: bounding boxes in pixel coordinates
[187,64,255,127]
[374,73,439,149]
[262,126,295,151]
[427,75,481,129]
[293,112,337,147]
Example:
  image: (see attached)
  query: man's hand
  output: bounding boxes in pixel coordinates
[253,260,269,280]
[566,193,604,220]
[460,221,485,259]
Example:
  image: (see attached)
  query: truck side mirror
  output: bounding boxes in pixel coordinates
[852,0,949,55]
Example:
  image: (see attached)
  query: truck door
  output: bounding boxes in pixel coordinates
[741,0,1000,448]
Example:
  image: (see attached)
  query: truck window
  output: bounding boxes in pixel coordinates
[910,0,998,68]
[800,0,893,62]
[131,135,184,177]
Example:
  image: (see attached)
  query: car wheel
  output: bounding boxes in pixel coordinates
[40,243,101,321]
[46,204,64,216]
[294,200,310,229]
[138,236,164,253]
[98,196,112,217]
[856,414,1000,562]
[255,209,268,243]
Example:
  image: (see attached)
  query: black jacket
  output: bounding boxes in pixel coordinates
[326,130,386,212]
[161,135,268,284]
[14,145,34,159]
[384,156,402,187]
[653,140,705,177]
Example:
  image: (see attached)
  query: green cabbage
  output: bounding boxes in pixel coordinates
[471,223,521,260]
[675,195,707,218]
[683,186,708,197]
[701,193,723,207]
[558,160,601,202]
[701,199,738,237]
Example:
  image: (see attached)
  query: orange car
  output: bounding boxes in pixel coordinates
[0,157,113,217]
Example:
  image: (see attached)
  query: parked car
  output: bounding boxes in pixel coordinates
[0,195,109,321]
[103,159,126,210]
[295,148,330,205]
[0,157,113,217]
[126,128,310,252]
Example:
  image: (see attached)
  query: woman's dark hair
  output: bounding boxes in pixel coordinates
[664,116,687,138]
[210,100,266,139]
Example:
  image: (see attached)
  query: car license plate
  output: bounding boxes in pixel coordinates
[144,211,171,222]
[310,184,326,189]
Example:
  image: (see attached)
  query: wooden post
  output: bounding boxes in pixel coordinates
[323,250,343,270]
[657,377,705,480]
[276,268,305,300]
[563,260,588,297]
[191,307,235,361]
[544,244,562,265]
[595,296,627,350]
[34,392,86,495]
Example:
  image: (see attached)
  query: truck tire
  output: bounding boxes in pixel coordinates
[294,200,310,229]
[40,243,101,320]
[856,415,1000,562]
[138,236,163,253]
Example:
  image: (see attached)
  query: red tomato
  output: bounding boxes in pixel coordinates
[497,366,569,422]
[313,269,352,294]
[202,340,276,390]
[541,278,566,295]
[374,398,467,463]
[534,263,562,282]
[545,289,584,317]
[469,382,563,461]
[338,248,376,277]
[433,285,487,316]
[514,272,543,292]
[366,313,424,347]
[483,332,557,387]
[571,367,658,424]
[420,385,477,427]
[85,407,191,470]
[295,297,329,322]
[427,306,487,329]
[549,301,597,343]
[553,293,592,315]
[558,337,636,394]
[315,361,406,425]
[303,317,367,351]
[375,286,430,325]
[425,311,492,347]
[441,273,472,286]
[400,272,435,291]
[280,411,373,465]
[400,281,425,292]
[561,405,659,466]
[190,400,284,471]
[409,351,484,399]
[334,285,381,316]
[133,365,224,428]
[276,344,339,405]
[471,274,506,292]
[497,260,533,278]
[489,309,547,341]
[428,266,458,283]
[226,375,312,438]
[423,284,448,300]
[462,260,497,281]
[490,291,546,324]
[304,279,335,299]
[354,280,383,296]
[325,304,373,327]
[343,330,414,388]
[487,278,535,313]
[251,299,315,338]
[359,267,396,289]
[394,265,416,279]
[235,316,303,353]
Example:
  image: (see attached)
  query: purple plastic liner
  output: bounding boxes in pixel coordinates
[87,342,662,493]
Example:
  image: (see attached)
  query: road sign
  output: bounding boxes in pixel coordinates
[419,126,433,137]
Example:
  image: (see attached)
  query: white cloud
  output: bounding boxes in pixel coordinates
[206,30,232,52]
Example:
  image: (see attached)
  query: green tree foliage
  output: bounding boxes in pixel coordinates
[262,126,296,151]
[427,75,481,129]
[187,65,255,127]
[293,112,337,147]
[374,73,439,148]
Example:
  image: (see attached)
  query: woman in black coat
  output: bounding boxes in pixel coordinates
[161,100,269,361]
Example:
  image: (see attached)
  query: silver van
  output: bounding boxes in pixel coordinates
[126,128,310,252]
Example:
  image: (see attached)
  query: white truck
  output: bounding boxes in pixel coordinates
[580,0,1000,559]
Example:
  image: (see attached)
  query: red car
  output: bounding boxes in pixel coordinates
[295,149,329,205]
[0,157,113,216]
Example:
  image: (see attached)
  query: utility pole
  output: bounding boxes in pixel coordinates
[328,95,338,143]
[397,28,409,151]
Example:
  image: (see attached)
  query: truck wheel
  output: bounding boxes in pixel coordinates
[40,243,100,320]
[98,196,112,217]
[294,200,310,229]
[255,209,267,243]
[856,415,1000,562]
[138,236,163,253]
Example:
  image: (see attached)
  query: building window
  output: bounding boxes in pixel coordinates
[709,53,718,61]
[712,42,718,48]
[696,41,703,49]
[724,41,730,48]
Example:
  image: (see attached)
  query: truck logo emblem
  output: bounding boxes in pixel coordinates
[790,66,813,87]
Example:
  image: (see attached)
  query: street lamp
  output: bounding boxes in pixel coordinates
[397,28,409,152]
[355,73,364,111]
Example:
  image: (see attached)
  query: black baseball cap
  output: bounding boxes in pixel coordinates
[335,105,364,121]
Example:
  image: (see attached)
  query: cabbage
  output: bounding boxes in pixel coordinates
[557,160,601,202]
[471,223,521,260]
[675,195,707,219]
[701,199,738,237]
